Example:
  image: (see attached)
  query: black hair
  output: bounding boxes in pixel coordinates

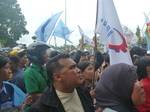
[27,42,50,65]
[9,56,19,73]
[95,51,104,71]
[77,61,93,72]
[81,51,90,56]
[135,56,150,80]
[46,53,70,81]
[49,50,61,58]
[0,55,9,69]
[103,52,110,64]
[130,46,146,62]
[70,50,82,64]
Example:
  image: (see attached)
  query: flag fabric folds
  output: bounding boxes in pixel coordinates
[95,0,133,65]
[144,13,150,51]
[53,19,72,43]
[35,12,63,42]
[78,25,93,45]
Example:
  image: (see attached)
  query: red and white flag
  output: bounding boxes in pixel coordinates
[95,0,133,65]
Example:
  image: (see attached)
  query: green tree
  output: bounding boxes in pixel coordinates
[135,26,147,48]
[135,26,143,47]
[0,0,29,47]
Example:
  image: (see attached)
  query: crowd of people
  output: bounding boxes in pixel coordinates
[0,41,150,112]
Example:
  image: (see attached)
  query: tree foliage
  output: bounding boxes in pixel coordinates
[135,26,146,48]
[135,26,143,46]
[0,0,29,47]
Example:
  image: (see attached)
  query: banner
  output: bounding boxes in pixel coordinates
[144,13,150,51]
[35,12,63,42]
[95,0,133,65]
[53,19,72,43]
[78,25,93,45]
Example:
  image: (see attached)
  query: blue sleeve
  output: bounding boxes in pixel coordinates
[4,81,26,106]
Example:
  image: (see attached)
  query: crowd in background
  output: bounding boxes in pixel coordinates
[0,41,150,112]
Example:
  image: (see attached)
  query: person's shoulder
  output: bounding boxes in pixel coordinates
[29,88,51,112]
[76,86,93,101]
[24,66,32,74]
[24,66,39,77]
[3,81,14,94]
[77,86,91,95]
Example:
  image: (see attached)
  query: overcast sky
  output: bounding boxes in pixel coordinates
[17,0,150,46]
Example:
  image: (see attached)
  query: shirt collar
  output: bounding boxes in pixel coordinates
[0,82,7,94]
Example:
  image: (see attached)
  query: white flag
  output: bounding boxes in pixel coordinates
[78,25,93,46]
[95,0,133,65]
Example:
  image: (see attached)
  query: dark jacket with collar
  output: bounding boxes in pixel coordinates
[29,85,95,112]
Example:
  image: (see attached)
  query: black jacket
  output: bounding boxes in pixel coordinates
[29,86,95,112]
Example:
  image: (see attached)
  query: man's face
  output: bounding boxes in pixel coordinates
[58,58,84,88]
[42,49,49,64]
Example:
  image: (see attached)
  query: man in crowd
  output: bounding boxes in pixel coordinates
[24,42,50,111]
[29,53,95,112]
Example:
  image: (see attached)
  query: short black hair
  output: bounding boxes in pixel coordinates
[95,51,104,71]
[130,46,146,62]
[135,56,150,80]
[77,61,93,72]
[0,55,9,69]
[70,50,82,64]
[49,50,61,58]
[46,53,70,80]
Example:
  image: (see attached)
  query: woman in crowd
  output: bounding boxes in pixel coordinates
[135,56,150,112]
[0,55,25,111]
[95,63,145,112]
[77,61,95,91]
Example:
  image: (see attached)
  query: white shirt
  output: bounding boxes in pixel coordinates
[56,89,85,112]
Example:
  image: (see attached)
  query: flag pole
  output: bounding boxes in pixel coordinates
[80,35,84,51]
[54,36,57,47]
[94,0,99,52]
[48,36,53,45]
[92,0,99,89]
[64,0,67,46]
[141,12,150,37]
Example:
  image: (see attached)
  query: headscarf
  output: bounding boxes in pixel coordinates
[95,63,137,109]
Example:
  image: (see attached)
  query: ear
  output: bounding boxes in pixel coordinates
[53,73,63,82]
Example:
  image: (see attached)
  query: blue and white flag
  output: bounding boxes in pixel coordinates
[53,19,72,43]
[144,13,150,51]
[78,25,93,46]
[35,12,63,42]
[95,0,132,65]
